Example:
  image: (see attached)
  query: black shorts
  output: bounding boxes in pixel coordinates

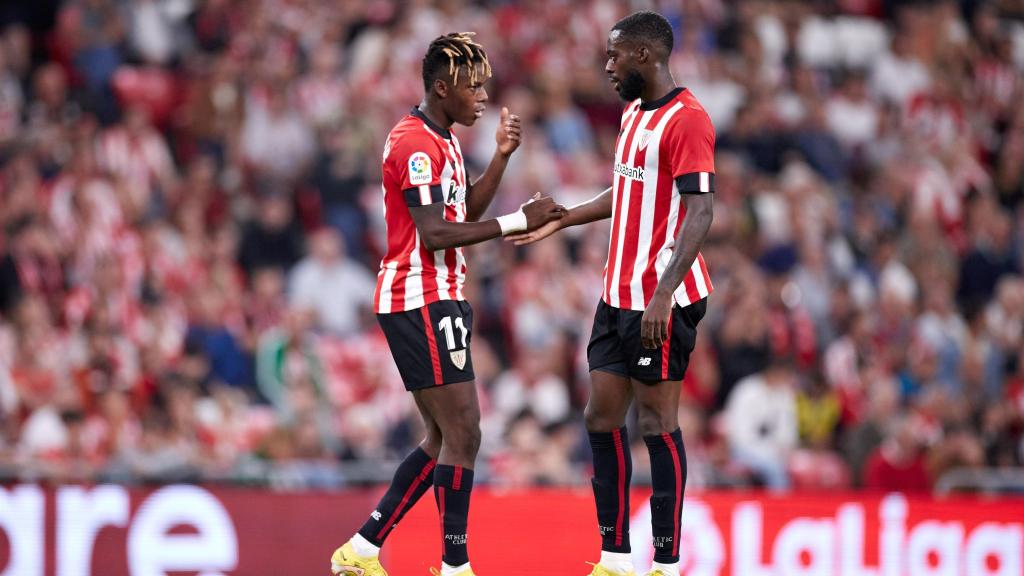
[587,298,707,383]
[377,300,475,391]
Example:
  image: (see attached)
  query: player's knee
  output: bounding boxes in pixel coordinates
[584,403,620,432]
[447,422,481,458]
[636,403,676,436]
[421,432,442,458]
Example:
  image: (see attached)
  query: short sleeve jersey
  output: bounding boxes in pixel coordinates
[603,88,716,311]
[375,108,469,314]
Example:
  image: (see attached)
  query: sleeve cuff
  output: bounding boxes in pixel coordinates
[675,172,715,194]
[403,184,444,207]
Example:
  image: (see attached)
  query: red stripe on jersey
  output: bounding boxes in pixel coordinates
[616,103,677,309]
[421,307,443,385]
[604,106,644,303]
[682,267,701,303]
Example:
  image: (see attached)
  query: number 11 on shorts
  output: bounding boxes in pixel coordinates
[438,315,468,350]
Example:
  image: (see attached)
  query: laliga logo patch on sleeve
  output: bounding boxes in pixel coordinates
[408,152,432,185]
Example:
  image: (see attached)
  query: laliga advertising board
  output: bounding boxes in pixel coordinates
[0,485,1022,575]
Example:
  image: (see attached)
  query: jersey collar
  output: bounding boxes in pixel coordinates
[411,106,452,140]
[639,87,685,111]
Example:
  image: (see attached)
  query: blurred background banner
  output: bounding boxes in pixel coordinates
[1,484,1022,575]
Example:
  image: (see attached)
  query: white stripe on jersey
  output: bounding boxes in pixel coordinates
[690,258,709,296]
[628,102,685,307]
[418,184,431,204]
[699,172,710,193]
[377,260,398,314]
[607,108,653,308]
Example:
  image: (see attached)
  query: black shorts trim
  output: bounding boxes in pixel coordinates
[377,300,475,391]
[587,298,707,383]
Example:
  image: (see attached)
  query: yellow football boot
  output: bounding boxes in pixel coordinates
[643,571,672,576]
[330,541,388,576]
[429,567,475,576]
[586,563,637,576]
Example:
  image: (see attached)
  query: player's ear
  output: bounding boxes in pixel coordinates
[636,44,650,64]
[432,77,449,99]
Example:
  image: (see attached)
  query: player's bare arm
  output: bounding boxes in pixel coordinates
[410,192,565,252]
[465,106,522,221]
[640,192,713,350]
[505,186,613,245]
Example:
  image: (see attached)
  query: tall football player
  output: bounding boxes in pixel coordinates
[508,12,715,576]
[330,33,565,576]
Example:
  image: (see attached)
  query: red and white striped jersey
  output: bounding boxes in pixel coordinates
[603,88,715,311]
[374,108,468,314]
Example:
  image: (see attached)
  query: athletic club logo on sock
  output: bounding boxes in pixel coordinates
[444,533,468,545]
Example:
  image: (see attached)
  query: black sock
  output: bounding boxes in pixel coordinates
[588,426,631,553]
[434,464,474,566]
[358,447,436,546]
[645,428,687,564]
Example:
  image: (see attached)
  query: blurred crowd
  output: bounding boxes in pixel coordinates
[0,0,1022,493]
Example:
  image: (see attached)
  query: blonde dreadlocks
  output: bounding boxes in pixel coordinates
[422,32,492,91]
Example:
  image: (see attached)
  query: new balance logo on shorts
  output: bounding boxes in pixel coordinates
[371,510,382,521]
[637,357,652,366]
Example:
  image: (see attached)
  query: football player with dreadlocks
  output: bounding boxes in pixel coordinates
[329,32,565,576]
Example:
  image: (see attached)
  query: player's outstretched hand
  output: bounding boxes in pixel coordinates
[496,107,522,157]
[641,291,673,349]
[521,191,566,232]
[505,218,562,245]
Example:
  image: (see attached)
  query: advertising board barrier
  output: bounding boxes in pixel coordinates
[0,485,1021,575]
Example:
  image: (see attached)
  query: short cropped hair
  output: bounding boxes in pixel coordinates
[611,11,674,56]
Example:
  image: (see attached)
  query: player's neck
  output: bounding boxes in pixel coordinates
[417,100,453,131]
[639,71,678,106]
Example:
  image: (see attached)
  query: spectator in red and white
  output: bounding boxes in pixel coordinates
[288,228,374,336]
[97,104,179,217]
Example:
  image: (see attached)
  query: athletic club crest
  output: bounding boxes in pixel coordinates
[638,129,653,150]
[450,349,467,370]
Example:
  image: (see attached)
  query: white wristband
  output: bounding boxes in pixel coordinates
[496,210,528,235]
